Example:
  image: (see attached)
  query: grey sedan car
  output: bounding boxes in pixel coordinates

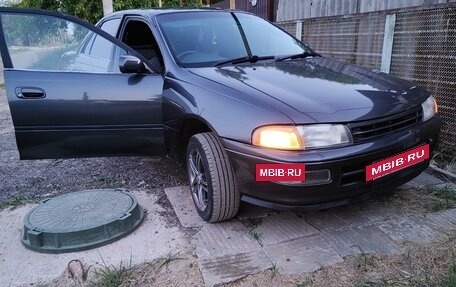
[0,7,441,222]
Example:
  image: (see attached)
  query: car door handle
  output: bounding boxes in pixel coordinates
[16,87,46,99]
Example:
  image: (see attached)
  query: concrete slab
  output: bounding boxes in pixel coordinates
[199,249,271,287]
[303,207,370,232]
[350,204,400,223]
[399,181,418,190]
[0,191,191,287]
[253,212,319,246]
[303,211,352,232]
[426,208,456,230]
[377,215,440,242]
[409,172,446,187]
[322,225,400,257]
[263,235,343,275]
[164,186,205,228]
[329,206,373,226]
[237,202,276,220]
[191,221,260,259]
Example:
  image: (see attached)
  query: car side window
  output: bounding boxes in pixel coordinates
[121,19,163,73]
[99,18,121,37]
[85,18,121,61]
[1,13,126,73]
[88,35,113,60]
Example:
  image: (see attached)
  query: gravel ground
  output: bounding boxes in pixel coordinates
[0,90,187,205]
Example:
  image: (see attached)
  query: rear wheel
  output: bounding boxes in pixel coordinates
[186,132,240,222]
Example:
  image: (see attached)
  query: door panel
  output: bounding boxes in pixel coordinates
[5,70,164,159]
[0,8,165,159]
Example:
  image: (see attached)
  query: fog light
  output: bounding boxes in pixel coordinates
[275,169,331,185]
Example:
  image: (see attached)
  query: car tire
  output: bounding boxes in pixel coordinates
[186,132,240,222]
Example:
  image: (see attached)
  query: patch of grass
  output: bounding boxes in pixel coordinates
[0,83,5,89]
[353,245,375,269]
[250,230,263,247]
[159,251,183,269]
[6,196,26,207]
[433,146,456,173]
[424,185,456,212]
[445,160,456,174]
[442,263,456,287]
[270,262,280,278]
[0,195,29,210]
[91,176,121,187]
[129,251,185,285]
[294,278,313,286]
[93,256,135,287]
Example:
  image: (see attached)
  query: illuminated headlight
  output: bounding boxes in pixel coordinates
[296,124,352,149]
[422,96,438,122]
[252,124,352,151]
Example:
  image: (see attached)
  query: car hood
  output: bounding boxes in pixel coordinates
[188,57,429,122]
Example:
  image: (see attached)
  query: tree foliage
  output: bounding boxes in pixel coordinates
[2,11,69,46]
[12,0,207,23]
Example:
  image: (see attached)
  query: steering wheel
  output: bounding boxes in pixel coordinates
[177,50,197,61]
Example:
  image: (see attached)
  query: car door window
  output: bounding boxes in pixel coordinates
[99,18,121,37]
[1,13,126,73]
[88,35,113,60]
[121,19,163,73]
[83,18,121,62]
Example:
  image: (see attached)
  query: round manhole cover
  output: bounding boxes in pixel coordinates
[22,189,145,253]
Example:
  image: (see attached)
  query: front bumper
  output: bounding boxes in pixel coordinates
[222,116,442,210]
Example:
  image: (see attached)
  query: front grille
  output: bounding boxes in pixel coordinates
[348,108,422,142]
[340,162,366,187]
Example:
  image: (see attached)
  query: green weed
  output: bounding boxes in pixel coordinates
[93,256,134,287]
[270,262,280,278]
[425,185,456,211]
[0,196,28,209]
[442,263,456,287]
[251,230,263,247]
[353,245,375,269]
[159,251,183,269]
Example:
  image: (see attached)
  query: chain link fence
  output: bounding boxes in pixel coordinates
[390,7,455,160]
[277,4,456,160]
[302,14,385,70]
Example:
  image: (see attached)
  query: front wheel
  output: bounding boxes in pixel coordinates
[186,132,240,222]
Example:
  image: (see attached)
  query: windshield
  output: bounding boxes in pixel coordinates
[157,11,310,67]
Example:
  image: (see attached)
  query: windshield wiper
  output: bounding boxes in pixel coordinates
[275,51,320,62]
[215,55,274,67]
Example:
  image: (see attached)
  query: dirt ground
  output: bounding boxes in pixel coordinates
[1,88,456,287]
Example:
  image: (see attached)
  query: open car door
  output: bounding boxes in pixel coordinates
[0,8,165,159]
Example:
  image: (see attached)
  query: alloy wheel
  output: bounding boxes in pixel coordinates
[187,148,208,211]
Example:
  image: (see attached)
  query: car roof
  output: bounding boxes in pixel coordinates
[103,7,248,21]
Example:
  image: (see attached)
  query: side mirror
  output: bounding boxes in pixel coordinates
[119,55,146,74]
